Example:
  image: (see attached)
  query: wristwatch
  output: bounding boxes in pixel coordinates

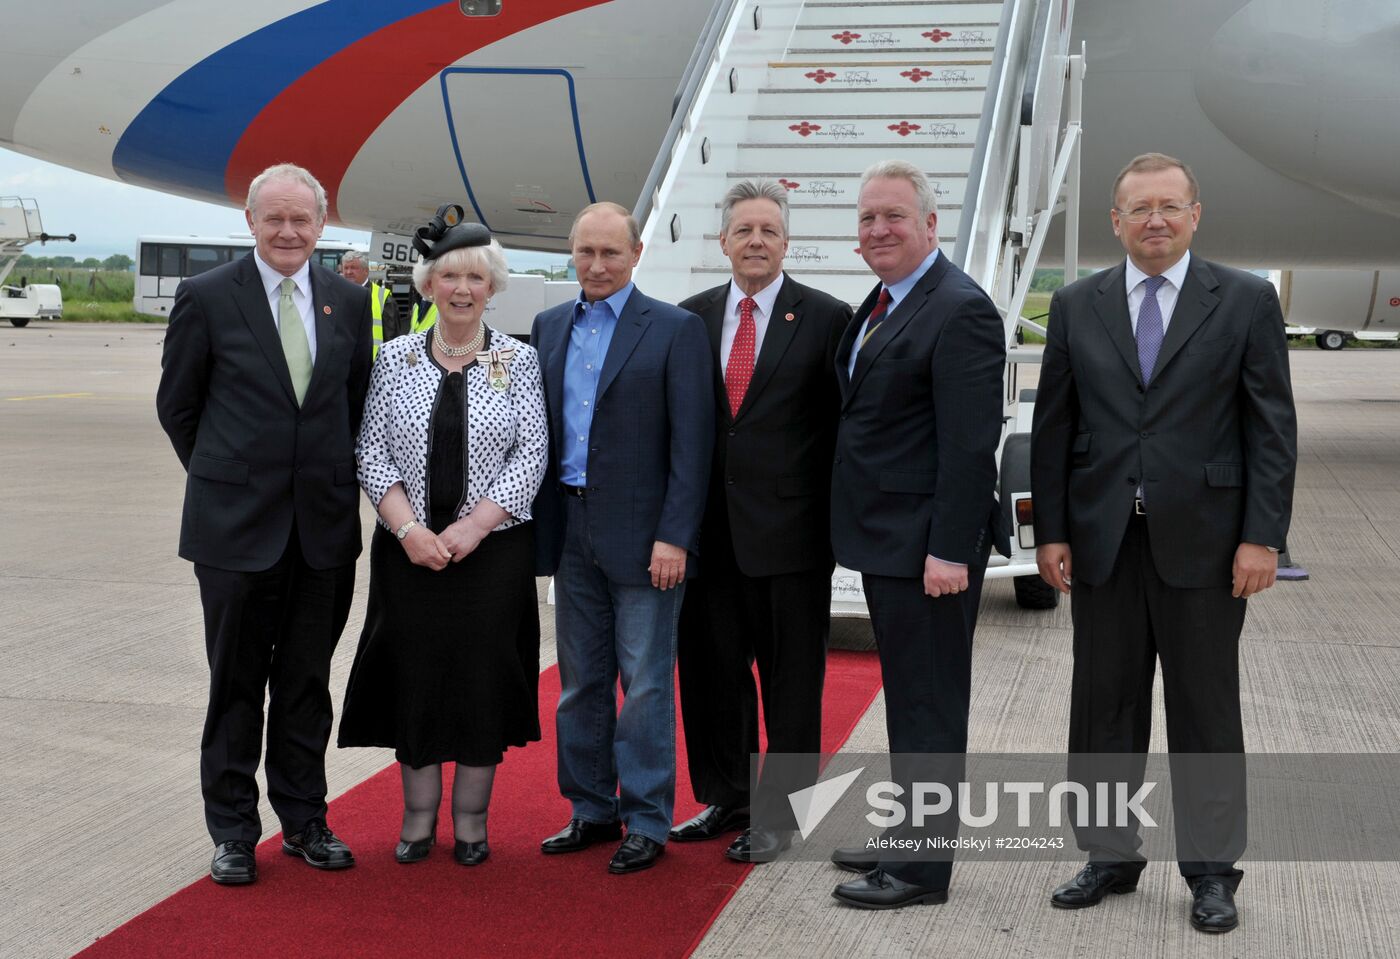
[395,520,418,540]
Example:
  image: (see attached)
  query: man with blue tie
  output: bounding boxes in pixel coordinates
[1031,153,1297,933]
[531,201,713,874]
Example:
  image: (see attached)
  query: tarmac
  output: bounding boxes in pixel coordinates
[1,322,1397,958]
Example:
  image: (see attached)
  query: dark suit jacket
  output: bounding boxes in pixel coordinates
[831,253,1009,576]
[531,287,714,586]
[1030,256,1297,588]
[156,254,373,572]
[681,275,850,577]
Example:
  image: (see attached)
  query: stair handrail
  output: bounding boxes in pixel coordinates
[633,0,746,229]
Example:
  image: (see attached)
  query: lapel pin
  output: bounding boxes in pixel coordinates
[322,305,332,315]
[785,312,796,322]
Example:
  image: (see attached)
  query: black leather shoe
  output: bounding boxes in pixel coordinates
[724,828,793,863]
[540,818,622,854]
[608,834,664,874]
[831,846,878,873]
[669,804,750,842]
[210,840,257,885]
[454,840,490,866]
[1050,863,1139,908]
[1189,878,1239,933]
[832,869,948,909]
[282,818,355,870]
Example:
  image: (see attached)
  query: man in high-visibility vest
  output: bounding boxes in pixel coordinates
[408,298,437,334]
[340,252,404,358]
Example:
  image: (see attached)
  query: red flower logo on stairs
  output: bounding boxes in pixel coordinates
[805,69,836,84]
[922,28,953,42]
[778,179,801,190]
[888,121,921,137]
[831,31,861,44]
[901,68,934,83]
[789,122,822,137]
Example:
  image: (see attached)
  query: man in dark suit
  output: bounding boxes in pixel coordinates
[156,163,372,885]
[531,202,713,874]
[829,160,1009,908]
[1031,153,1296,933]
[668,180,850,861]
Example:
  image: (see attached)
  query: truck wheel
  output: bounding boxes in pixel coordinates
[9,317,29,328]
[1316,330,1346,350]
[1014,574,1059,609]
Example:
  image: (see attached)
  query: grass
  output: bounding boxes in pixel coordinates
[59,302,159,323]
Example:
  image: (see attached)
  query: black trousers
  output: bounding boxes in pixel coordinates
[862,542,990,891]
[1068,514,1247,887]
[194,524,355,844]
[677,532,831,814]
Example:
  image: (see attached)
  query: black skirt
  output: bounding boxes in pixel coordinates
[338,521,541,767]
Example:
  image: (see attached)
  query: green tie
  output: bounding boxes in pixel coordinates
[279,277,312,405]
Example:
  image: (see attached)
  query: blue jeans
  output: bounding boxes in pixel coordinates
[554,497,683,844]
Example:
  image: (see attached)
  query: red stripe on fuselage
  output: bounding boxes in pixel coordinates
[225,0,612,224]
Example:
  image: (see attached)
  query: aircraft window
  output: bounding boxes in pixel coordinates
[186,246,223,276]
[459,0,502,16]
[159,245,182,278]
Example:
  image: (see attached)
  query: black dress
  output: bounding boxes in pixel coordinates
[339,366,541,768]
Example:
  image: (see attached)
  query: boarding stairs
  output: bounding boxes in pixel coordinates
[0,197,74,327]
[634,0,1085,608]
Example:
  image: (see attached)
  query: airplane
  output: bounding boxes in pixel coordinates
[0,0,1396,273]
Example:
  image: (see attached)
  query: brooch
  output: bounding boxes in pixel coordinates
[406,351,418,366]
[479,346,516,392]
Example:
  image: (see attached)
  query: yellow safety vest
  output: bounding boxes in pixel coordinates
[369,282,391,360]
[410,301,438,334]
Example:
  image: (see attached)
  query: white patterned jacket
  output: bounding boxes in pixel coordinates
[356,328,548,532]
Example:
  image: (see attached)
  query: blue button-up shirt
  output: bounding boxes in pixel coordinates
[560,282,633,485]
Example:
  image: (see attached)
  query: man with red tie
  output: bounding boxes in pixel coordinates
[670,180,851,861]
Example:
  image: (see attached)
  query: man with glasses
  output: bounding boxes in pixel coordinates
[1030,153,1297,933]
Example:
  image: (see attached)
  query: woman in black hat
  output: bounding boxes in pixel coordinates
[339,208,548,866]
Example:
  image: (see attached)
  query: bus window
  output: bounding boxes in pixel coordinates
[186,246,225,276]
[140,244,158,276]
[159,245,182,278]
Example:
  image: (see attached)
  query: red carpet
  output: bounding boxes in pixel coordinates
[75,650,881,959]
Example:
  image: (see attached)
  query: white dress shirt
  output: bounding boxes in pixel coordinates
[253,250,317,362]
[721,273,785,374]
[1125,250,1190,335]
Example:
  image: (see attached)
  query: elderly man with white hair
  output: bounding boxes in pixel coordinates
[156,162,373,885]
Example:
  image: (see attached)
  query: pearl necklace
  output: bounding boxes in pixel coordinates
[434,321,484,358]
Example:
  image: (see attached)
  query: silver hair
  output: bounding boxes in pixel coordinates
[859,159,938,219]
[568,201,640,248]
[719,179,790,237]
[412,241,510,299]
[340,250,368,268]
[245,163,328,223]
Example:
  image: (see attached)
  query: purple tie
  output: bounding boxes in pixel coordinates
[1137,275,1166,383]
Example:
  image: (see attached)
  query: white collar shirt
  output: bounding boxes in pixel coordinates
[253,250,317,362]
[721,273,785,373]
[1125,250,1191,335]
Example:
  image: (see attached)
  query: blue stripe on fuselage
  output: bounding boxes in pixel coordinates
[112,0,442,201]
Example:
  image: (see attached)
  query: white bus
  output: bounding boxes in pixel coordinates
[134,235,362,317]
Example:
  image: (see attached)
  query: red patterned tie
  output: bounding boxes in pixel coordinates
[725,297,757,417]
[860,287,893,348]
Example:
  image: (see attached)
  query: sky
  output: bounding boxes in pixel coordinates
[0,147,569,272]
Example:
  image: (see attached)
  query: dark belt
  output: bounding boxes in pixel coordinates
[560,483,588,498]
[1134,497,1147,516]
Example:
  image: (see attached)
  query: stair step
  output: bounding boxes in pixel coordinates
[735,143,975,176]
[797,2,1003,29]
[757,88,987,113]
[788,26,996,54]
[746,113,982,146]
[765,61,988,89]
[724,171,968,206]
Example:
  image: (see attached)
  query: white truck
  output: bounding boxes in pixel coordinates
[1,197,73,327]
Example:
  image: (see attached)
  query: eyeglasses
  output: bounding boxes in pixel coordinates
[1114,203,1196,223]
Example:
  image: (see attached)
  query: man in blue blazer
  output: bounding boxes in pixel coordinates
[531,202,714,874]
